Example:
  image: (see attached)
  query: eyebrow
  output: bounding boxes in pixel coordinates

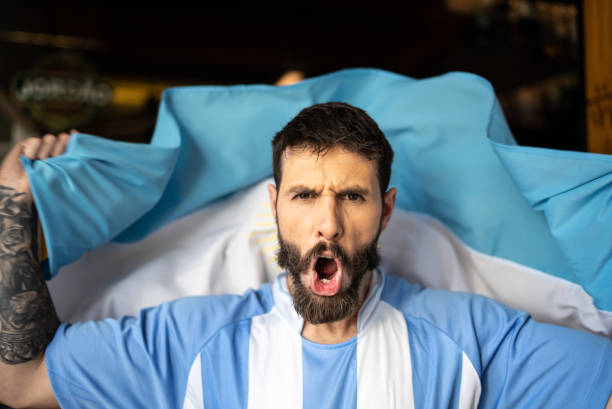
[286,185,316,195]
[285,185,371,196]
[336,187,371,197]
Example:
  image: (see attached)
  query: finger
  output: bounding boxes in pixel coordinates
[20,137,42,160]
[36,134,57,160]
[3,141,26,163]
[50,132,71,157]
[70,129,79,135]
[0,141,29,190]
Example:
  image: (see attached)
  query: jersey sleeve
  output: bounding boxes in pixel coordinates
[45,292,263,408]
[477,315,612,409]
[383,275,612,409]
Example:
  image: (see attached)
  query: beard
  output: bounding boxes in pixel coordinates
[276,231,381,325]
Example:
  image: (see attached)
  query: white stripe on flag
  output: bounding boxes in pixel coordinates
[248,307,302,409]
[357,300,414,409]
[379,211,612,337]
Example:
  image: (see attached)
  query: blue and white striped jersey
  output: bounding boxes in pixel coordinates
[46,270,612,408]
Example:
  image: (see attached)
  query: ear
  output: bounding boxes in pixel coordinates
[267,183,278,220]
[380,187,396,232]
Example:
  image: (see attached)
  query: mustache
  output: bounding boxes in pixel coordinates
[278,240,349,274]
[306,242,348,264]
[277,237,378,278]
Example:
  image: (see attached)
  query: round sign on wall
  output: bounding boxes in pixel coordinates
[11,52,112,132]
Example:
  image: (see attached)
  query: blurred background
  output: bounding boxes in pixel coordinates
[1,0,610,156]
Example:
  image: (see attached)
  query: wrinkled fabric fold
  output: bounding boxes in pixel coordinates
[23,133,180,279]
[489,142,612,309]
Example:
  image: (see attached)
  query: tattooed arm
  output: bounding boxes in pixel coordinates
[0,186,59,364]
[0,133,72,408]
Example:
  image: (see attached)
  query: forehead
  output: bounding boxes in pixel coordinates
[279,147,378,190]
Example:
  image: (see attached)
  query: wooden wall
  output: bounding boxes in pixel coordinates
[584,0,612,153]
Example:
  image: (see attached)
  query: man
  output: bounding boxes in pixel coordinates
[0,103,610,408]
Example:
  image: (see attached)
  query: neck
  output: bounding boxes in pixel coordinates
[294,270,373,345]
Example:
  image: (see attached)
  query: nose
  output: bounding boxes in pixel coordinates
[316,195,343,241]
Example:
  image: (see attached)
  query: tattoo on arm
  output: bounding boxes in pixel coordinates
[0,185,59,364]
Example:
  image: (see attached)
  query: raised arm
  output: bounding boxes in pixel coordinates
[0,133,71,408]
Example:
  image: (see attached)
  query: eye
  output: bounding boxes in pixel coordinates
[344,192,363,201]
[294,192,313,200]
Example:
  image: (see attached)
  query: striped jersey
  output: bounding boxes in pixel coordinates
[46,270,612,408]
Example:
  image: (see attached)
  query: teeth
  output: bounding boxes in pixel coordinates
[320,278,330,283]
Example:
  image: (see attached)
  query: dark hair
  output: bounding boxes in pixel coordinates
[272,102,394,195]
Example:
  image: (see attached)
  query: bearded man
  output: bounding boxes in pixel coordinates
[0,103,610,408]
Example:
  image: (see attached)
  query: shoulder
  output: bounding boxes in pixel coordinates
[141,283,275,339]
[160,283,275,323]
[381,273,527,333]
[45,284,277,407]
[54,283,276,360]
[380,273,528,371]
[379,273,612,383]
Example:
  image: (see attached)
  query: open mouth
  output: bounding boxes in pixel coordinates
[315,256,338,281]
[311,255,341,296]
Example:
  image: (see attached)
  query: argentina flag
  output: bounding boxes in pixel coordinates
[22,68,612,338]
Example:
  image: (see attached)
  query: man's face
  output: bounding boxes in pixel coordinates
[268,147,395,324]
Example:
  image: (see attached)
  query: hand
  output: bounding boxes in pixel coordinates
[0,131,74,199]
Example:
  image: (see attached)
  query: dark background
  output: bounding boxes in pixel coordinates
[0,1,584,150]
